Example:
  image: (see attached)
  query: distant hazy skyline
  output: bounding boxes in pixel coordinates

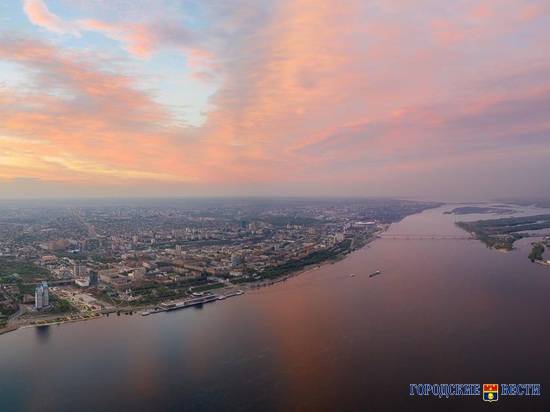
[1,0,549,200]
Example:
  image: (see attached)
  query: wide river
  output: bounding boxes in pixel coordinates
[1,204,550,412]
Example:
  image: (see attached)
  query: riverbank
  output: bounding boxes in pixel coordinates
[0,324,18,336]
[243,229,384,289]
[0,228,388,337]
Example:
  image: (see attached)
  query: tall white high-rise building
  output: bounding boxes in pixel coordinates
[35,281,49,310]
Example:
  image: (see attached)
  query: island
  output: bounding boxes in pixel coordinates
[456,214,550,250]
[444,206,515,215]
[529,243,545,262]
[495,199,550,208]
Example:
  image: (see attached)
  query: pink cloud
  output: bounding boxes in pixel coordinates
[7,0,550,198]
[0,36,200,184]
[23,0,80,36]
[22,0,213,71]
[77,19,159,58]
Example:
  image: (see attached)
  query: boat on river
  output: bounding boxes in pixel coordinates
[369,270,382,278]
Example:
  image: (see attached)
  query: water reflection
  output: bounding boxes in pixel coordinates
[35,325,50,343]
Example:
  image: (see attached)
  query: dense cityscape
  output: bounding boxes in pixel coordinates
[0,198,438,333]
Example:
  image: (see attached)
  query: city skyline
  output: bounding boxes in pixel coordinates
[1,0,550,200]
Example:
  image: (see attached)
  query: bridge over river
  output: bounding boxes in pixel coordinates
[379,234,475,240]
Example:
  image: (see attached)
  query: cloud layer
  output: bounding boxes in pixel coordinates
[0,0,549,199]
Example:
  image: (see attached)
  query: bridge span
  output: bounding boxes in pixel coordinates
[379,234,475,240]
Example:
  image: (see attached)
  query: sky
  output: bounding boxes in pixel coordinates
[0,0,549,200]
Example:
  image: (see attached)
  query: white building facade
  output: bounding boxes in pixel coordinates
[35,281,49,310]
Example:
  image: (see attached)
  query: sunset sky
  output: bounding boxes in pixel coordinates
[1,0,549,199]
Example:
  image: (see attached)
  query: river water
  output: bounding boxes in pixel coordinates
[1,204,550,412]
